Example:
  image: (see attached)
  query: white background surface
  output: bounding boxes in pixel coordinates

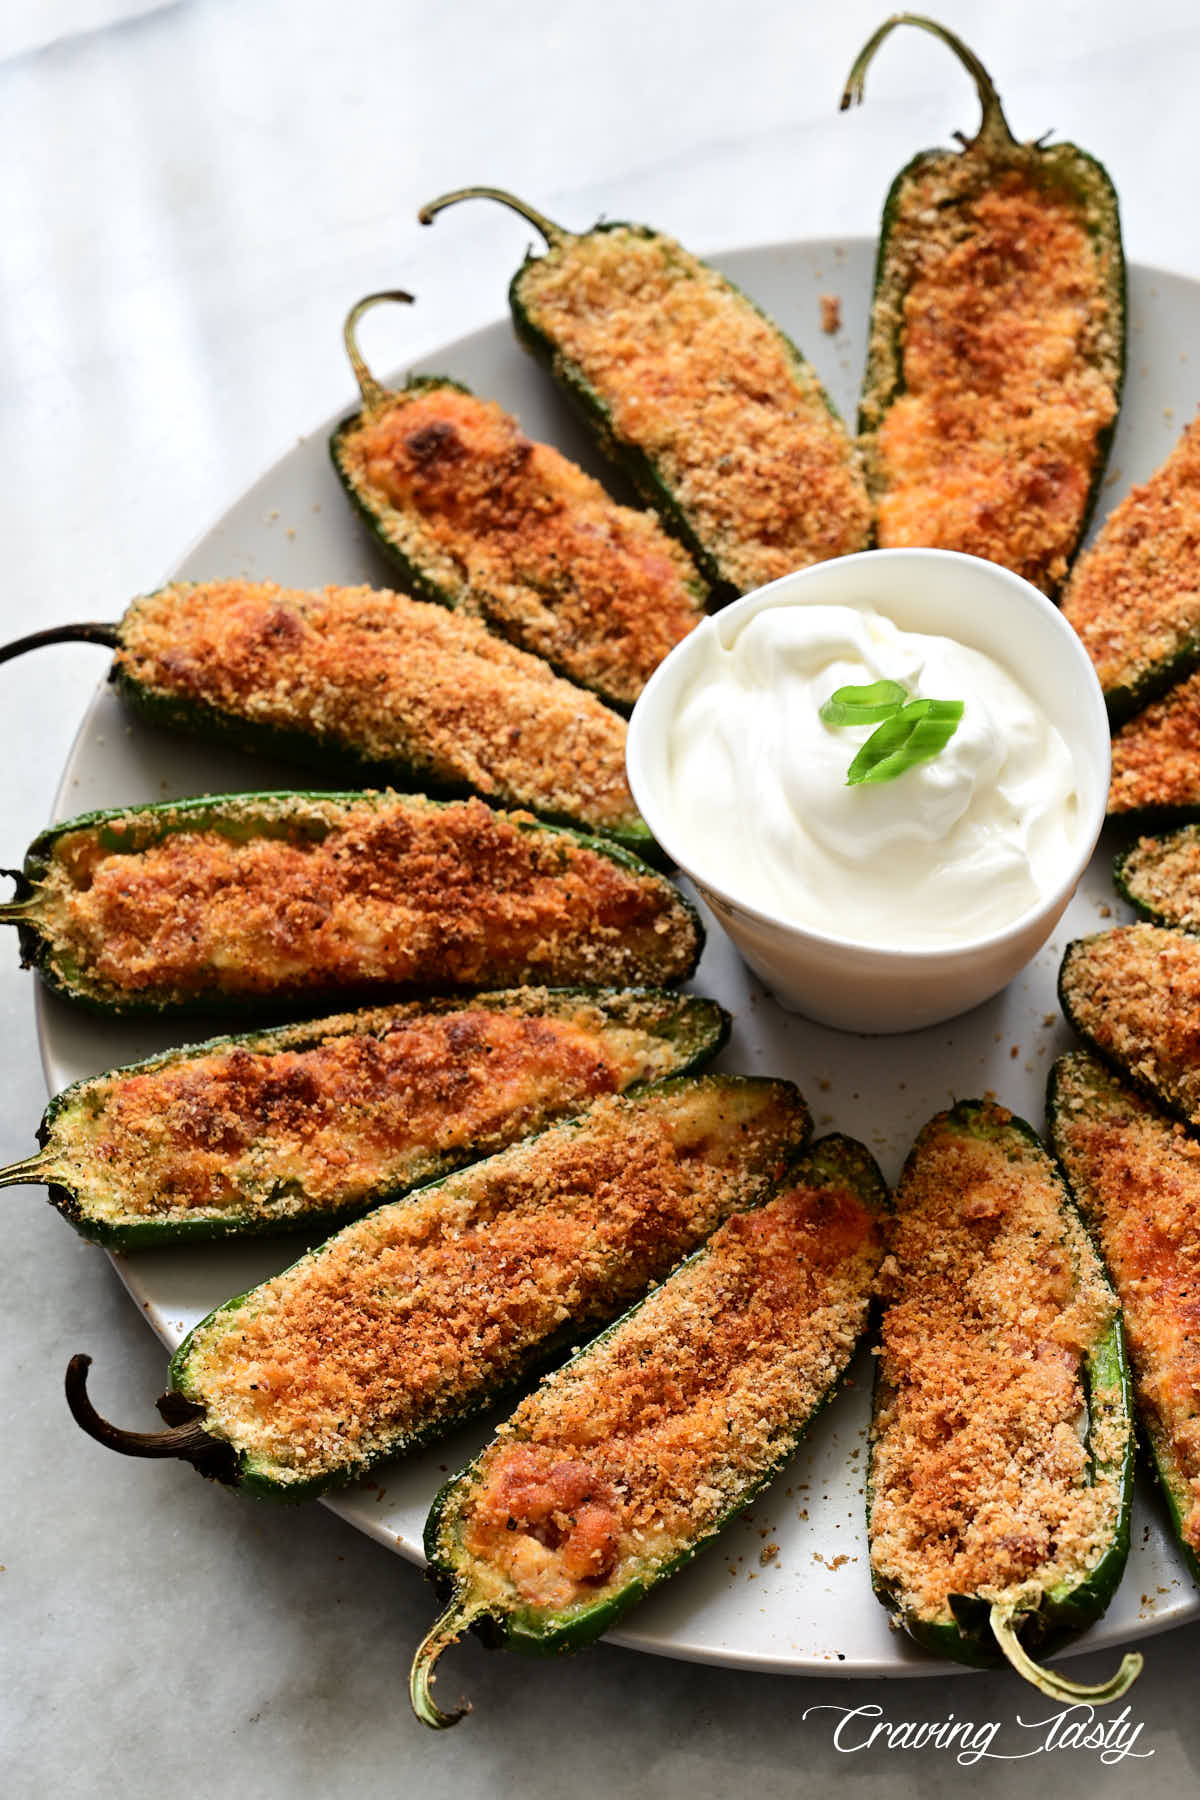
[4,1,1200,1793]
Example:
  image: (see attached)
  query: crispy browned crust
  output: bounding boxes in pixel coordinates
[1062,413,1200,702]
[460,1175,883,1612]
[865,165,1119,594]
[178,1081,808,1485]
[118,581,639,830]
[337,390,704,704]
[517,229,872,592]
[1051,1052,1200,1553]
[37,795,699,1007]
[1060,924,1200,1127]
[43,995,694,1229]
[870,1104,1119,1622]
[1119,826,1200,930]
[1109,669,1200,817]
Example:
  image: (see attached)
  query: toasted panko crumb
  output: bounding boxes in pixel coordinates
[1051,1052,1200,1552]
[863,161,1119,595]
[820,294,842,335]
[1060,924,1200,1127]
[1109,671,1200,817]
[43,992,697,1229]
[118,581,639,832]
[1119,825,1200,929]
[517,228,871,593]
[34,794,698,1008]
[453,1155,883,1613]
[870,1103,1122,1622]
[1062,414,1200,706]
[176,1079,810,1485]
[336,388,704,705]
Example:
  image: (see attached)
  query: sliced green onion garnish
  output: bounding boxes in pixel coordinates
[845,699,964,786]
[819,679,908,726]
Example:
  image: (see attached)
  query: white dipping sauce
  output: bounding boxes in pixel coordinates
[665,602,1081,948]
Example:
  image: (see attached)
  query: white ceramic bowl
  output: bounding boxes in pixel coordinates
[627,548,1111,1034]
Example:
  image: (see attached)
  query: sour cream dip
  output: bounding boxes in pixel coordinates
[664,601,1082,949]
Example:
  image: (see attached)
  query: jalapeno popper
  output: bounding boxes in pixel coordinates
[330,293,706,709]
[411,1134,887,1727]
[0,988,727,1249]
[844,15,1124,597]
[1108,672,1200,825]
[65,1075,812,1499]
[1062,413,1200,724]
[1049,1052,1200,1587]
[0,577,649,850]
[419,190,871,601]
[0,791,701,1017]
[1115,824,1200,931]
[869,1100,1139,1702]
[1059,925,1200,1131]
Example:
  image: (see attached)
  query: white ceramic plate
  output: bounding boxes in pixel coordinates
[37,239,1200,1677]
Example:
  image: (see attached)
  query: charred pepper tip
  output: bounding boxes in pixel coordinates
[417,187,569,249]
[64,1353,238,1483]
[839,12,1017,147]
[410,1591,488,1729]
[989,1604,1143,1703]
[342,290,415,415]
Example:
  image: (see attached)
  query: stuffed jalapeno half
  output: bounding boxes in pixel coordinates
[0,987,728,1249]
[1058,925,1200,1131]
[1114,824,1200,931]
[329,293,706,709]
[418,191,871,602]
[868,1099,1139,1701]
[1,578,650,852]
[1048,1051,1200,1587]
[1108,672,1200,826]
[1062,412,1200,725]
[65,1075,812,1498]
[844,15,1124,597]
[0,790,701,1017]
[411,1133,887,1726]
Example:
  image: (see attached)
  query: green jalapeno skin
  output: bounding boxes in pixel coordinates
[418,191,871,605]
[64,1075,813,1503]
[0,987,729,1250]
[0,789,702,1018]
[411,1134,888,1725]
[1047,1053,1200,1592]
[867,1101,1139,1699]
[844,15,1125,601]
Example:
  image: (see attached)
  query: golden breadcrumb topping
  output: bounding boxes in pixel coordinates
[35,794,698,1008]
[44,993,695,1229]
[176,1080,809,1485]
[118,581,640,832]
[1051,1052,1200,1552]
[1109,669,1200,816]
[865,165,1118,594]
[870,1104,1121,1622]
[1119,826,1200,929]
[455,1163,882,1613]
[1062,413,1200,700]
[1060,924,1200,1127]
[517,228,871,592]
[337,388,704,705]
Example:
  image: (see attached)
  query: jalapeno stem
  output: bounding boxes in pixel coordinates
[0,868,37,927]
[840,13,1017,150]
[0,1153,54,1188]
[65,1354,238,1481]
[410,1588,490,1729]
[342,291,415,415]
[418,187,569,249]
[0,622,118,665]
[989,1604,1142,1703]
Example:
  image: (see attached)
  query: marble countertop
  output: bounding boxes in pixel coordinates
[4,2,1200,1793]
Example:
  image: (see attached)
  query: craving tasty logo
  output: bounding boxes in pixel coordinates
[801,1702,1152,1766]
